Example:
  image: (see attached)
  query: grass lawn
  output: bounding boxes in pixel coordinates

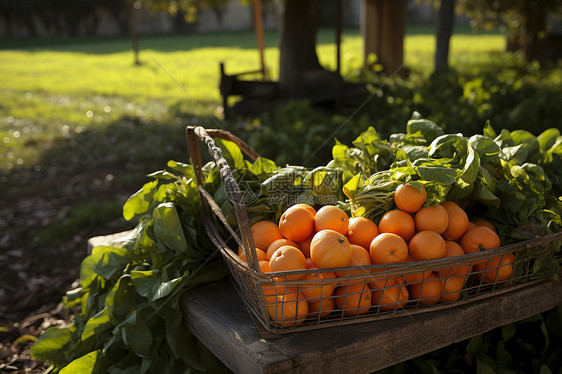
[0,26,506,172]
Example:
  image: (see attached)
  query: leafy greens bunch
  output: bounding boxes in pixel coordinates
[341,115,562,244]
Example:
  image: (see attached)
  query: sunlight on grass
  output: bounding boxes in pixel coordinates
[0,27,507,172]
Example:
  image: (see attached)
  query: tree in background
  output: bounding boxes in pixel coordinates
[458,0,562,62]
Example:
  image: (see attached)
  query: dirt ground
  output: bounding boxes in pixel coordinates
[0,164,143,372]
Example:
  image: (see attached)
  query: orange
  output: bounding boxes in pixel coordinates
[440,276,464,303]
[279,204,316,242]
[408,273,442,305]
[305,257,319,269]
[307,297,335,318]
[393,183,427,213]
[403,255,432,285]
[378,209,415,241]
[368,267,395,289]
[437,240,472,279]
[259,260,271,274]
[266,287,308,327]
[297,233,314,258]
[372,283,409,311]
[334,283,372,316]
[414,205,449,234]
[346,217,379,249]
[250,220,284,252]
[460,226,501,255]
[370,233,408,264]
[238,248,268,263]
[475,253,514,283]
[269,245,307,280]
[441,201,469,241]
[335,244,373,279]
[467,221,477,231]
[314,205,349,235]
[310,229,352,269]
[300,271,337,302]
[408,231,446,261]
[266,238,298,261]
[474,219,497,233]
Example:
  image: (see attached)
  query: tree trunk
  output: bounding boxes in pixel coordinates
[128,0,140,65]
[278,0,324,97]
[434,0,455,73]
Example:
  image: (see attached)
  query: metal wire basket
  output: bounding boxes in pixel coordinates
[185,125,562,336]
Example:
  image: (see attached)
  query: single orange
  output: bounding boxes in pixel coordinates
[269,245,307,280]
[250,220,284,252]
[441,201,469,241]
[467,221,477,231]
[266,238,299,261]
[372,283,409,311]
[460,226,501,254]
[266,287,308,327]
[258,260,271,274]
[437,240,472,279]
[378,209,415,241]
[368,267,395,289]
[279,204,316,242]
[346,217,379,250]
[440,276,464,303]
[403,255,432,285]
[393,183,427,213]
[307,297,335,318]
[414,205,449,234]
[310,229,352,269]
[474,219,497,233]
[314,205,349,235]
[335,244,373,280]
[238,248,268,263]
[334,283,372,316]
[370,233,408,264]
[475,253,514,283]
[297,233,314,258]
[409,230,446,261]
[408,273,442,305]
[300,271,337,302]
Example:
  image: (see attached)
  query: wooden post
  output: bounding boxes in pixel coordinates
[361,0,407,75]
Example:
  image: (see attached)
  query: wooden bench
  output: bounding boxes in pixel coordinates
[219,62,279,119]
[88,232,562,374]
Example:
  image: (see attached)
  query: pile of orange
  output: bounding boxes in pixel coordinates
[238,183,514,327]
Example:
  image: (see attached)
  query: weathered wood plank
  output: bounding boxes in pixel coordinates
[182,277,562,374]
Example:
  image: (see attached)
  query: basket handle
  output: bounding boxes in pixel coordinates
[185,125,261,273]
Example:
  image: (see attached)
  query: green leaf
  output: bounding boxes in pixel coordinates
[118,308,154,357]
[406,118,444,143]
[131,270,182,301]
[217,138,245,170]
[532,255,560,281]
[123,180,159,221]
[416,166,457,185]
[539,365,553,374]
[343,174,361,200]
[30,325,74,363]
[501,323,517,341]
[152,202,188,254]
[466,334,483,355]
[81,308,112,341]
[476,358,496,374]
[105,275,137,321]
[167,160,194,177]
[60,351,98,374]
[94,247,132,280]
[80,246,114,288]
